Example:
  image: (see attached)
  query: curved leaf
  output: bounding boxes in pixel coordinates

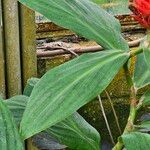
[133,53,150,89]
[19,0,128,50]
[5,95,100,150]
[46,112,100,150]
[20,50,129,139]
[122,132,150,150]
[0,97,24,150]
[4,95,29,125]
[23,78,40,97]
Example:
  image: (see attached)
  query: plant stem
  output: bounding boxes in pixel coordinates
[113,63,138,150]
[98,95,115,145]
[129,48,143,58]
[105,90,122,135]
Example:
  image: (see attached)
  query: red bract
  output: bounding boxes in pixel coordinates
[129,0,150,28]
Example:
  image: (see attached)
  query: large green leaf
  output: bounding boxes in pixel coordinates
[0,97,24,150]
[122,132,150,150]
[19,0,128,50]
[5,95,100,150]
[20,50,129,139]
[23,78,100,149]
[133,53,150,89]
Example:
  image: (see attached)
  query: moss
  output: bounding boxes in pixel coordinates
[79,97,130,142]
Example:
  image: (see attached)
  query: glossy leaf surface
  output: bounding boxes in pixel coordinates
[0,97,24,150]
[19,0,128,50]
[133,53,150,89]
[20,50,129,139]
[122,132,150,150]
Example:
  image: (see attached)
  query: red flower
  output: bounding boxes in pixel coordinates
[129,0,150,28]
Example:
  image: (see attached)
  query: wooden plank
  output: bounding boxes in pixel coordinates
[19,4,37,88]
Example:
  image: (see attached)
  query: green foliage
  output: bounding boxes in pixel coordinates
[0,97,24,150]
[19,0,128,50]
[4,95,28,125]
[122,132,150,150]
[141,90,150,106]
[46,112,100,150]
[23,78,40,97]
[5,94,100,150]
[20,50,129,139]
[133,53,150,89]
[144,48,150,71]
[138,121,150,132]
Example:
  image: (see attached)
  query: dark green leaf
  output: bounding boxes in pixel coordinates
[122,132,150,150]
[23,78,40,97]
[133,53,150,89]
[19,0,128,50]
[5,95,100,150]
[0,97,24,150]
[20,50,129,139]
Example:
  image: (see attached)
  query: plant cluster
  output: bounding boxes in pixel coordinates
[0,0,150,150]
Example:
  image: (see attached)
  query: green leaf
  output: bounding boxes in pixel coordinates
[23,78,40,97]
[141,90,150,106]
[138,121,150,132]
[133,53,150,89]
[0,97,24,150]
[4,95,29,125]
[20,50,129,139]
[140,36,150,71]
[122,132,150,150]
[19,0,128,50]
[144,48,150,70]
[46,112,100,150]
[5,95,100,150]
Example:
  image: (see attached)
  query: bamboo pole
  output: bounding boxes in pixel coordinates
[19,4,37,88]
[0,0,6,98]
[19,4,37,150]
[2,0,22,97]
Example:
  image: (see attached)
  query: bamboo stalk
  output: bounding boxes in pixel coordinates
[2,0,22,97]
[0,0,6,98]
[19,4,37,88]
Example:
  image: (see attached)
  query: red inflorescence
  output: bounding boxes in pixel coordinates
[129,0,150,28]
